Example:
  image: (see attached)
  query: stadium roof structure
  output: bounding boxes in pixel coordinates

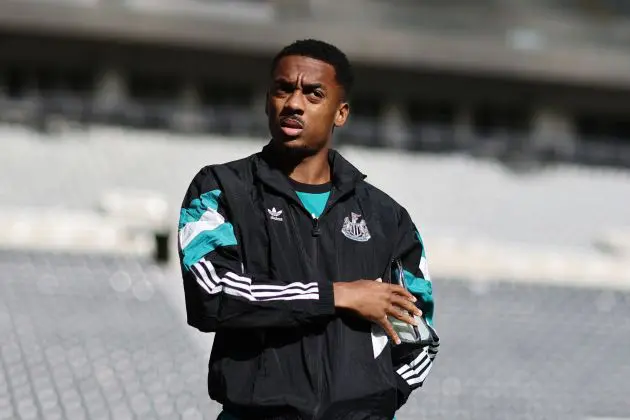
[2,0,630,90]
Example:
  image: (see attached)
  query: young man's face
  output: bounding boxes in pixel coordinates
[266,55,349,154]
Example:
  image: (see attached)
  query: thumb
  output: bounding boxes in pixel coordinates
[375,278,382,283]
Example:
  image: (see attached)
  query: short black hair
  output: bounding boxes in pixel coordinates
[270,39,354,100]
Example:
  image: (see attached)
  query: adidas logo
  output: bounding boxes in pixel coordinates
[267,207,283,222]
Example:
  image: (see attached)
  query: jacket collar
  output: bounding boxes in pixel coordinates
[254,142,366,203]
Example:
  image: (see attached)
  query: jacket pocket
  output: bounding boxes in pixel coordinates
[208,330,265,405]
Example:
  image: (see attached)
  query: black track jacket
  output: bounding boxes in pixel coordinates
[178,144,440,420]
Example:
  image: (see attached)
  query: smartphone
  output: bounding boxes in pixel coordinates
[387,259,435,346]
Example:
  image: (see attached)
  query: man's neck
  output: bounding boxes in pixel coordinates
[267,141,332,185]
[287,149,331,185]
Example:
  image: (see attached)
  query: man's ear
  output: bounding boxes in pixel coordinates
[334,102,350,127]
[264,91,270,116]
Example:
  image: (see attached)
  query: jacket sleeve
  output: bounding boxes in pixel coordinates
[178,166,335,332]
[391,208,440,410]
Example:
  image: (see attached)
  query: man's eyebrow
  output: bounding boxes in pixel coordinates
[273,77,293,84]
[272,78,326,90]
[302,82,324,89]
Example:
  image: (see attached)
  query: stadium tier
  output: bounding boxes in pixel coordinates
[2,1,630,170]
[2,126,629,251]
[1,250,629,419]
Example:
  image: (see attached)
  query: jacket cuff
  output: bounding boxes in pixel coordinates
[395,372,412,410]
[317,280,336,316]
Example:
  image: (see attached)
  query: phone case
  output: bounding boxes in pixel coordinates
[387,259,435,345]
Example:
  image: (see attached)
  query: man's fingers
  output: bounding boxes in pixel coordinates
[388,284,416,302]
[387,305,418,326]
[391,296,422,318]
[378,317,401,345]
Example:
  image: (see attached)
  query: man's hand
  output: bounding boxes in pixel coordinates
[333,279,421,345]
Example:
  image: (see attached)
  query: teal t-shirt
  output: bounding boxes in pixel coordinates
[289,179,331,218]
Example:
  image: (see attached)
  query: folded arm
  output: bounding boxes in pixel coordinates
[178,167,335,331]
[390,208,440,409]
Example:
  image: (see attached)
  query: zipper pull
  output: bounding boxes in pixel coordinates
[311,216,321,237]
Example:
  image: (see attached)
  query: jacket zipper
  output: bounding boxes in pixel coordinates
[281,192,336,419]
[284,208,323,419]
[311,216,321,237]
[310,214,323,420]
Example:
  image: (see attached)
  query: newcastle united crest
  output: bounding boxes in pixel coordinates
[341,212,371,242]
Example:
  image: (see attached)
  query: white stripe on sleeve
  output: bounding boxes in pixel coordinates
[179,209,226,249]
[406,362,433,385]
[191,258,320,302]
[396,349,434,387]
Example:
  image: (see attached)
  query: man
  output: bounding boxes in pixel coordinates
[178,39,439,420]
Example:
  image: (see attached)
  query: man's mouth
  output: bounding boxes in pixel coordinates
[279,117,304,137]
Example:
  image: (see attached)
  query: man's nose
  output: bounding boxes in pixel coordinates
[284,90,306,114]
